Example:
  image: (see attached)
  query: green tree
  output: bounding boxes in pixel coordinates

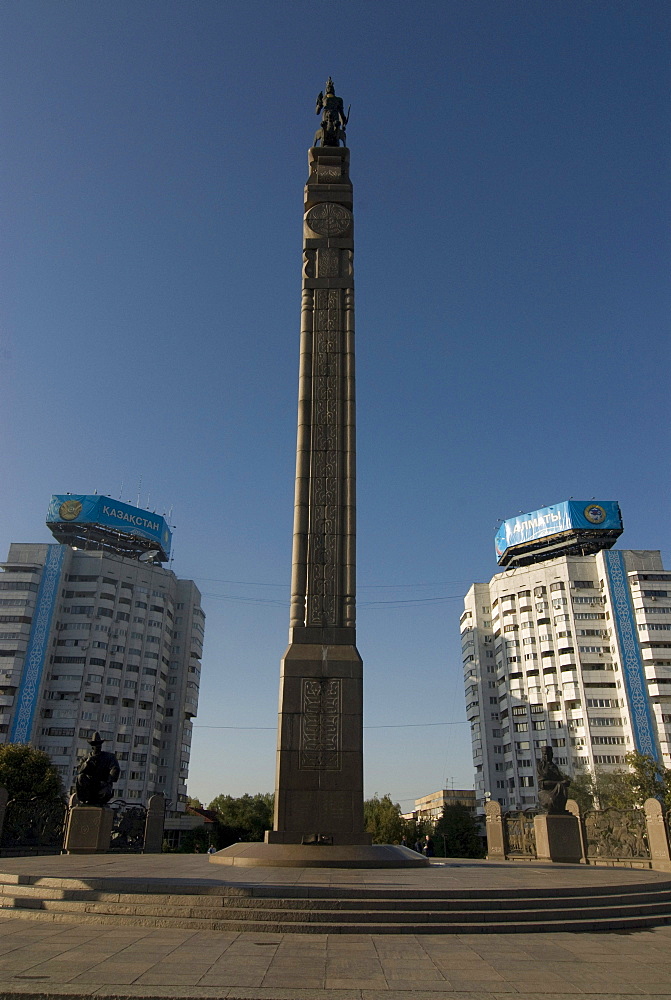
[207,793,274,842]
[594,768,636,810]
[625,751,671,809]
[568,758,671,813]
[364,793,405,844]
[568,773,595,812]
[0,744,65,802]
[434,805,484,859]
[177,825,213,854]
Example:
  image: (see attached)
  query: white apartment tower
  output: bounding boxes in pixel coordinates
[0,496,204,815]
[462,501,671,813]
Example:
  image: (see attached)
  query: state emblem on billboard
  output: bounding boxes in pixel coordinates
[58,499,82,521]
[584,504,607,524]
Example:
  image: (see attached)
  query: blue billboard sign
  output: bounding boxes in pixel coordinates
[495,501,622,563]
[47,495,172,558]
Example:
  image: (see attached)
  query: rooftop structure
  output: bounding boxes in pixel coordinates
[46,495,172,563]
[495,501,623,568]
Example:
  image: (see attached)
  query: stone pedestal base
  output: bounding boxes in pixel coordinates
[534,812,583,864]
[265,830,372,846]
[143,793,166,854]
[485,800,505,859]
[210,842,429,868]
[64,806,114,854]
[271,639,370,847]
[645,798,671,872]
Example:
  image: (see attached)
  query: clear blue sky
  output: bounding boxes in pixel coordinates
[2,1,669,811]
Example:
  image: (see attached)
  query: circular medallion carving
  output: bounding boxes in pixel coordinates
[306,203,352,236]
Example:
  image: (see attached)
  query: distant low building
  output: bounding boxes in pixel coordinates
[404,789,477,825]
[163,805,218,850]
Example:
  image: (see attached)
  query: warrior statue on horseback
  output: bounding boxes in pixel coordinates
[314,77,349,147]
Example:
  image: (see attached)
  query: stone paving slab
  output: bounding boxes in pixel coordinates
[0,993,669,1000]
[1,917,671,1000]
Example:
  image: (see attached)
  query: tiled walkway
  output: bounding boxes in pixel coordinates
[1,915,671,999]
[0,856,670,999]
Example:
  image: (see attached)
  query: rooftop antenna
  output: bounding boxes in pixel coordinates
[136,476,142,508]
[118,478,124,501]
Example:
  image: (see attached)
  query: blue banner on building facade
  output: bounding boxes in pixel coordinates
[10,544,66,744]
[603,549,660,761]
[47,495,172,558]
[495,501,622,563]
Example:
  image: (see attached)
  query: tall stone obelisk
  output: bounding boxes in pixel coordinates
[265,79,368,846]
[213,82,425,867]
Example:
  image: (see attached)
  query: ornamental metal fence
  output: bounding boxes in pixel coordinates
[583,807,649,862]
[0,787,164,856]
[108,800,148,852]
[0,796,67,856]
[486,798,671,868]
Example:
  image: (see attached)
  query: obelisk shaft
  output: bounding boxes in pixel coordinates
[266,141,371,846]
[290,148,356,638]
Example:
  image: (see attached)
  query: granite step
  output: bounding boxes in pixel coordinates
[3,873,671,899]
[2,893,671,932]
[2,870,671,934]
[3,884,671,914]
[6,895,671,922]
[1,904,670,934]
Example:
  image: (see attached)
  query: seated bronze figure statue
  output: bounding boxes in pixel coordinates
[75,732,120,806]
[537,745,571,814]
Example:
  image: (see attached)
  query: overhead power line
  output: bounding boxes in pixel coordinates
[190,575,472,590]
[200,591,465,609]
[193,720,469,731]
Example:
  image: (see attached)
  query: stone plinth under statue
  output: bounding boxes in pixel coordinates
[64,805,114,854]
[534,813,583,864]
[63,729,120,854]
[533,746,582,863]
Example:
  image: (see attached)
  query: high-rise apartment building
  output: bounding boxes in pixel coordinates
[462,501,671,813]
[0,496,204,815]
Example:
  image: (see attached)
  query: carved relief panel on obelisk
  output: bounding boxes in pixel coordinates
[265,78,370,846]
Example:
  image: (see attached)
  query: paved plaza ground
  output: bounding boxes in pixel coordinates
[0,856,670,1000]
